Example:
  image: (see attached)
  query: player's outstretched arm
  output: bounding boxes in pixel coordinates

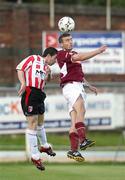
[72,45,107,62]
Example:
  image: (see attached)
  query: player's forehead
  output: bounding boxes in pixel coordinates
[62,35,72,41]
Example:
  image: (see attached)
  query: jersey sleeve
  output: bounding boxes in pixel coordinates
[57,50,78,68]
[64,51,77,63]
[16,55,35,71]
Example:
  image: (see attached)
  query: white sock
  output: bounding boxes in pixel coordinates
[37,125,50,148]
[26,129,40,160]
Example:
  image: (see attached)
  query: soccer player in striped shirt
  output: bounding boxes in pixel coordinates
[16,47,57,171]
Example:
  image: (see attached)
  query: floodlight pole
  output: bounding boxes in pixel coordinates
[50,0,55,28]
[106,0,111,30]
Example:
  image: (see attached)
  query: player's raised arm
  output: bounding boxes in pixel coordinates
[72,45,107,62]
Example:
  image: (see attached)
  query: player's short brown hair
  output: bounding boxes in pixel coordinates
[58,33,71,43]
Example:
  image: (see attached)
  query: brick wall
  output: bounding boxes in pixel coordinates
[0,3,125,85]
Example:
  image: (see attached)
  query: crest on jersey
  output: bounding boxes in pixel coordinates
[28,106,33,112]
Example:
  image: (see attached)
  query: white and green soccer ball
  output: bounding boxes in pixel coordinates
[58,16,75,33]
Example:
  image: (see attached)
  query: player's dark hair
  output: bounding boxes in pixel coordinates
[42,47,58,57]
[58,33,71,43]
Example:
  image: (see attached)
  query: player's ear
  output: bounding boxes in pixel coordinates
[60,42,63,48]
[45,54,51,63]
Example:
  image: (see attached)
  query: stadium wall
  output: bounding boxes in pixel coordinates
[0,3,125,85]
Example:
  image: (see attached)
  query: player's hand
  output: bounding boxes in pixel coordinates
[88,85,98,95]
[46,65,51,74]
[18,83,26,96]
[98,45,107,53]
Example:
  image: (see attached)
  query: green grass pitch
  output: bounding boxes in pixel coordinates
[0,162,125,180]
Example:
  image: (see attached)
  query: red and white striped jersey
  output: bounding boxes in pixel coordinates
[16,55,48,90]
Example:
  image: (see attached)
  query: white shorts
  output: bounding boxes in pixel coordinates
[62,81,87,113]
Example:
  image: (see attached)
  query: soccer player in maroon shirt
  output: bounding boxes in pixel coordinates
[57,33,107,162]
[16,47,57,171]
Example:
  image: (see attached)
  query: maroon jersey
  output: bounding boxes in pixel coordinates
[57,50,84,85]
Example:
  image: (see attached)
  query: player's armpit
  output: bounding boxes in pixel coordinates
[71,53,84,62]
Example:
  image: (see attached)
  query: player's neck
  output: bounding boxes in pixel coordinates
[63,48,72,51]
